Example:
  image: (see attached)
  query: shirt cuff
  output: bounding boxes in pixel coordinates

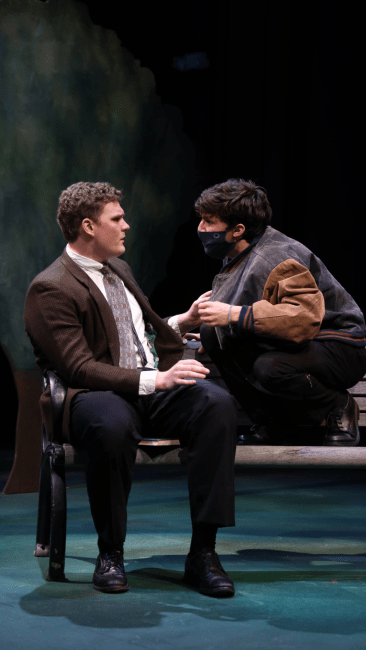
[167,315,182,337]
[138,370,159,395]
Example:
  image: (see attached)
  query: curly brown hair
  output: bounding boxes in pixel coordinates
[57,182,123,242]
[194,178,272,241]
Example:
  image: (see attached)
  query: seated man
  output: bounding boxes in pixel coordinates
[195,178,366,446]
[24,181,237,597]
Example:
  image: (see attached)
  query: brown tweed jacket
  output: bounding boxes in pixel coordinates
[24,250,184,440]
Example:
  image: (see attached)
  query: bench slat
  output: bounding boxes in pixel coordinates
[235,446,366,467]
[349,381,366,395]
[138,439,180,446]
[354,396,366,410]
[134,445,366,467]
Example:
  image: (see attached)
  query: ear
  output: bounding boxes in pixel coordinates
[233,223,246,239]
[80,218,95,237]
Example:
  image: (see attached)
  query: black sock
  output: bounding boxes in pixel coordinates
[98,538,124,555]
[189,524,218,556]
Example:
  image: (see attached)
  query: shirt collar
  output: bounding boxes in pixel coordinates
[220,229,266,273]
[66,244,104,274]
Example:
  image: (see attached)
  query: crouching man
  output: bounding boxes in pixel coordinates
[24,182,237,597]
[196,178,366,446]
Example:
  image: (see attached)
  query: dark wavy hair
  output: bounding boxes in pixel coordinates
[194,178,272,241]
[57,182,123,242]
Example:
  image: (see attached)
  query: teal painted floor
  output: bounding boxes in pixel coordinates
[1,464,366,650]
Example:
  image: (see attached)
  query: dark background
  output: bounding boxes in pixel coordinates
[83,0,363,318]
[1,0,364,450]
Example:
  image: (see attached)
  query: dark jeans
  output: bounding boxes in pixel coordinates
[69,379,237,551]
[206,336,366,426]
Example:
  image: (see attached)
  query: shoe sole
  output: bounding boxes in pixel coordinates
[197,585,235,597]
[323,439,360,447]
[93,583,130,593]
[183,573,235,597]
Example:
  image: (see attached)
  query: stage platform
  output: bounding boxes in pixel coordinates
[1,460,366,650]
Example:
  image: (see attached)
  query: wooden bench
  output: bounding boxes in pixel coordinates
[135,341,366,468]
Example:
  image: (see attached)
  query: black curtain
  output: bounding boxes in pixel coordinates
[85,0,363,315]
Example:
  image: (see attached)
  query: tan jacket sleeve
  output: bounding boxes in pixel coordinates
[243,259,325,343]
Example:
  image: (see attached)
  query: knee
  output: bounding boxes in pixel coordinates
[72,393,141,453]
[92,410,140,454]
[253,355,287,391]
[201,380,237,415]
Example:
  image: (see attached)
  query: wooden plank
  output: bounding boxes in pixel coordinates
[235,445,366,467]
[349,381,366,395]
[138,439,180,447]
[134,446,366,467]
[66,437,366,467]
[354,396,366,410]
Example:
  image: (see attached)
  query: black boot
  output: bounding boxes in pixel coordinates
[323,393,360,447]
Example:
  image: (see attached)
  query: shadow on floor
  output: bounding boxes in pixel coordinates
[19,551,366,636]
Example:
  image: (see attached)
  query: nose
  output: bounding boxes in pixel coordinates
[197,219,205,232]
[122,219,130,231]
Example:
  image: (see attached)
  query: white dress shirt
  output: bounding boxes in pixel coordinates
[66,245,181,394]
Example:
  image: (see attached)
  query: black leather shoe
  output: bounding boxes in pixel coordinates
[323,393,360,447]
[237,424,270,445]
[237,421,292,445]
[183,548,235,597]
[93,550,130,593]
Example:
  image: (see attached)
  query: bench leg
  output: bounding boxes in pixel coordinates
[34,447,52,557]
[45,444,67,581]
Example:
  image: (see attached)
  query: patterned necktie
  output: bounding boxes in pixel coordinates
[101,265,147,369]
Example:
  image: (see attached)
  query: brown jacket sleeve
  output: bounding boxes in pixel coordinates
[248,259,325,343]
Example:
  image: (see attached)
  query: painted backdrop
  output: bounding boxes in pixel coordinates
[0,0,199,492]
[0,0,199,371]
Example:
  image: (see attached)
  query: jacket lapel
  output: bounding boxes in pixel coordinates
[60,250,121,366]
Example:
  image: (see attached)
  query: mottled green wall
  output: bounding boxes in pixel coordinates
[0,0,198,370]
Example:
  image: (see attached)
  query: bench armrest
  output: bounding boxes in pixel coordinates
[44,370,68,444]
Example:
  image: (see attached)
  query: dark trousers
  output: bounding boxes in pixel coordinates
[70,380,237,551]
[206,336,366,425]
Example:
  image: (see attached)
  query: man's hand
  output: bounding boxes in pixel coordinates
[198,301,241,327]
[183,332,201,341]
[155,359,210,391]
[176,291,212,335]
[183,332,205,355]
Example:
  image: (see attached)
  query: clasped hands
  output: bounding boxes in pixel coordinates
[178,290,241,330]
[156,292,241,391]
[189,290,241,327]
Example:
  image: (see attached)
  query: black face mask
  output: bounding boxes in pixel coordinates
[197,230,236,259]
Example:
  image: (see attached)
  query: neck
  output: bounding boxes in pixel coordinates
[227,238,250,259]
[68,240,105,263]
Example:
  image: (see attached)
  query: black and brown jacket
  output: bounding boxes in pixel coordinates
[202,226,366,350]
